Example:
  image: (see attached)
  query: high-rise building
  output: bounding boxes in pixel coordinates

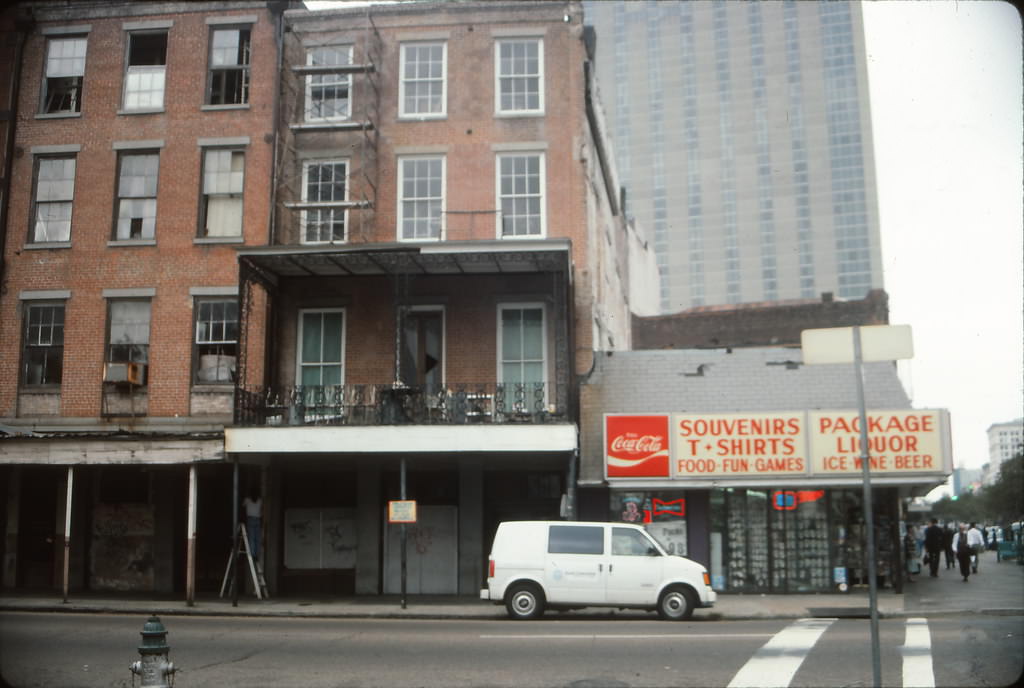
[984,418,1023,484]
[584,0,883,312]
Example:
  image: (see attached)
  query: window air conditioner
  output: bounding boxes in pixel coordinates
[104,362,146,385]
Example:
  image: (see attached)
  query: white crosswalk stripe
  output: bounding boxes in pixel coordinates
[727,618,835,688]
[901,617,935,688]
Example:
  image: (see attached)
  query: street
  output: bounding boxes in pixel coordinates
[1,612,1021,687]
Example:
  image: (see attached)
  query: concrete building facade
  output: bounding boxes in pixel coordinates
[983,418,1023,485]
[584,0,883,312]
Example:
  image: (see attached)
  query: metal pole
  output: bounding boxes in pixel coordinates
[232,459,240,607]
[853,326,882,687]
[400,458,407,610]
[186,465,198,607]
[62,466,73,603]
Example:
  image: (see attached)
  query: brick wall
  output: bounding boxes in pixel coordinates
[631,289,890,350]
[0,4,277,420]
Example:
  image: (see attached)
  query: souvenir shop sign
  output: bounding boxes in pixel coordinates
[604,410,950,480]
[671,412,808,478]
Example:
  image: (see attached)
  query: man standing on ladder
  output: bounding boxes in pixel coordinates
[243,487,262,563]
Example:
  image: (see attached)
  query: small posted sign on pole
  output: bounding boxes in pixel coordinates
[388,500,417,524]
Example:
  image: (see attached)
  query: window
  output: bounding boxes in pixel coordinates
[297,309,344,387]
[400,42,446,118]
[31,156,76,243]
[42,36,87,114]
[305,45,351,122]
[497,153,545,237]
[397,156,444,240]
[114,152,159,240]
[200,149,244,237]
[194,298,238,383]
[107,300,151,365]
[399,308,443,390]
[123,32,167,110]
[548,525,603,555]
[301,159,347,244]
[22,303,65,386]
[612,527,657,556]
[499,304,545,387]
[207,28,250,105]
[495,38,543,114]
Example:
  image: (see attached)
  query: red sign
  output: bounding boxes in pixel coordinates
[772,490,824,511]
[606,415,670,478]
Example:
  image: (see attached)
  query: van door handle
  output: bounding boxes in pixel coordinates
[598,564,603,572]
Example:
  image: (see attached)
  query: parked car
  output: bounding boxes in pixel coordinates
[480,520,716,620]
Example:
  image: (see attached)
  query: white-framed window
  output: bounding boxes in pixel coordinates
[397,155,444,241]
[22,302,65,386]
[207,27,250,105]
[194,297,238,384]
[115,151,159,240]
[297,308,345,387]
[42,36,87,114]
[107,299,151,365]
[399,42,446,118]
[495,38,543,115]
[301,159,347,244]
[498,303,546,387]
[305,45,352,122]
[123,32,167,110]
[31,156,76,243]
[497,152,545,237]
[200,148,245,237]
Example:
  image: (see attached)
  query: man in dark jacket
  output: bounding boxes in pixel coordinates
[924,518,945,577]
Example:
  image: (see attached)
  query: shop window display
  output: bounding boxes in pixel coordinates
[610,492,687,557]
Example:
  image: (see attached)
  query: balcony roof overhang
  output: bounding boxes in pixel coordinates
[225,423,578,455]
[237,239,572,282]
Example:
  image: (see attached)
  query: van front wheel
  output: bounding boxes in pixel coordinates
[506,583,545,620]
[657,586,695,620]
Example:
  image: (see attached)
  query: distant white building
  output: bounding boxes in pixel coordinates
[984,418,1023,485]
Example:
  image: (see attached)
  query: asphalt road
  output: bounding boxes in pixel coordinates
[0,612,1021,687]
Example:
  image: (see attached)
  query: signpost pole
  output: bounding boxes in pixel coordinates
[400,458,407,610]
[853,326,882,687]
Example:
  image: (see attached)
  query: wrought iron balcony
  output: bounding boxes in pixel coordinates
[234,382,568,427]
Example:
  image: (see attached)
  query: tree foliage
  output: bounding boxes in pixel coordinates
[929,451,1023,525]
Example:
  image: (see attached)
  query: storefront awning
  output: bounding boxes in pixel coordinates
[225,423,577,454]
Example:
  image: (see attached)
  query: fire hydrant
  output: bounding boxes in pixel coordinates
[129,615,175,687]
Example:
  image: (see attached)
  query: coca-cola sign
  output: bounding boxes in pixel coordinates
[605,415,670,478]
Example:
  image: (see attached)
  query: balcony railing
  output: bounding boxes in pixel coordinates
[234,382,567,427]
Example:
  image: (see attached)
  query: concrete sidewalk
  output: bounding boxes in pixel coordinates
[2,550,1020,622]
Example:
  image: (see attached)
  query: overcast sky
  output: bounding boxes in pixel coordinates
[860,0,1023,474]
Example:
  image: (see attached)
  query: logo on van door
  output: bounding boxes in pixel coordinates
[606,415,670,477]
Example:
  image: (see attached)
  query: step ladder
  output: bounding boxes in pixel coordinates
[220,522,269,600]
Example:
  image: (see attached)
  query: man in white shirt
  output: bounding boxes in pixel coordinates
[966,522,985,573]
[952,522,985,581]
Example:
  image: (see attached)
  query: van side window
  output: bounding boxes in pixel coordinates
[548,525,603,555]
[612,527,657,556]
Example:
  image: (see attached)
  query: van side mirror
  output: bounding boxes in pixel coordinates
[647,546,660,556]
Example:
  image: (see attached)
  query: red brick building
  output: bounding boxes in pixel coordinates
[226,0,638,597]
[0,1,284,596]
[0,1,646,599]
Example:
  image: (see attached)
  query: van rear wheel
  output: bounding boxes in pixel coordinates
[506,583,545,620]
[657,586,696,620]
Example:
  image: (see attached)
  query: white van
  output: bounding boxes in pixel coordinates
[480,520,716,620]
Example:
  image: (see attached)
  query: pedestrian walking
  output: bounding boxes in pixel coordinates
[943,524,955,569]
[953,523,973,581]
[967,522,985,573]
[923,518,945,577]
